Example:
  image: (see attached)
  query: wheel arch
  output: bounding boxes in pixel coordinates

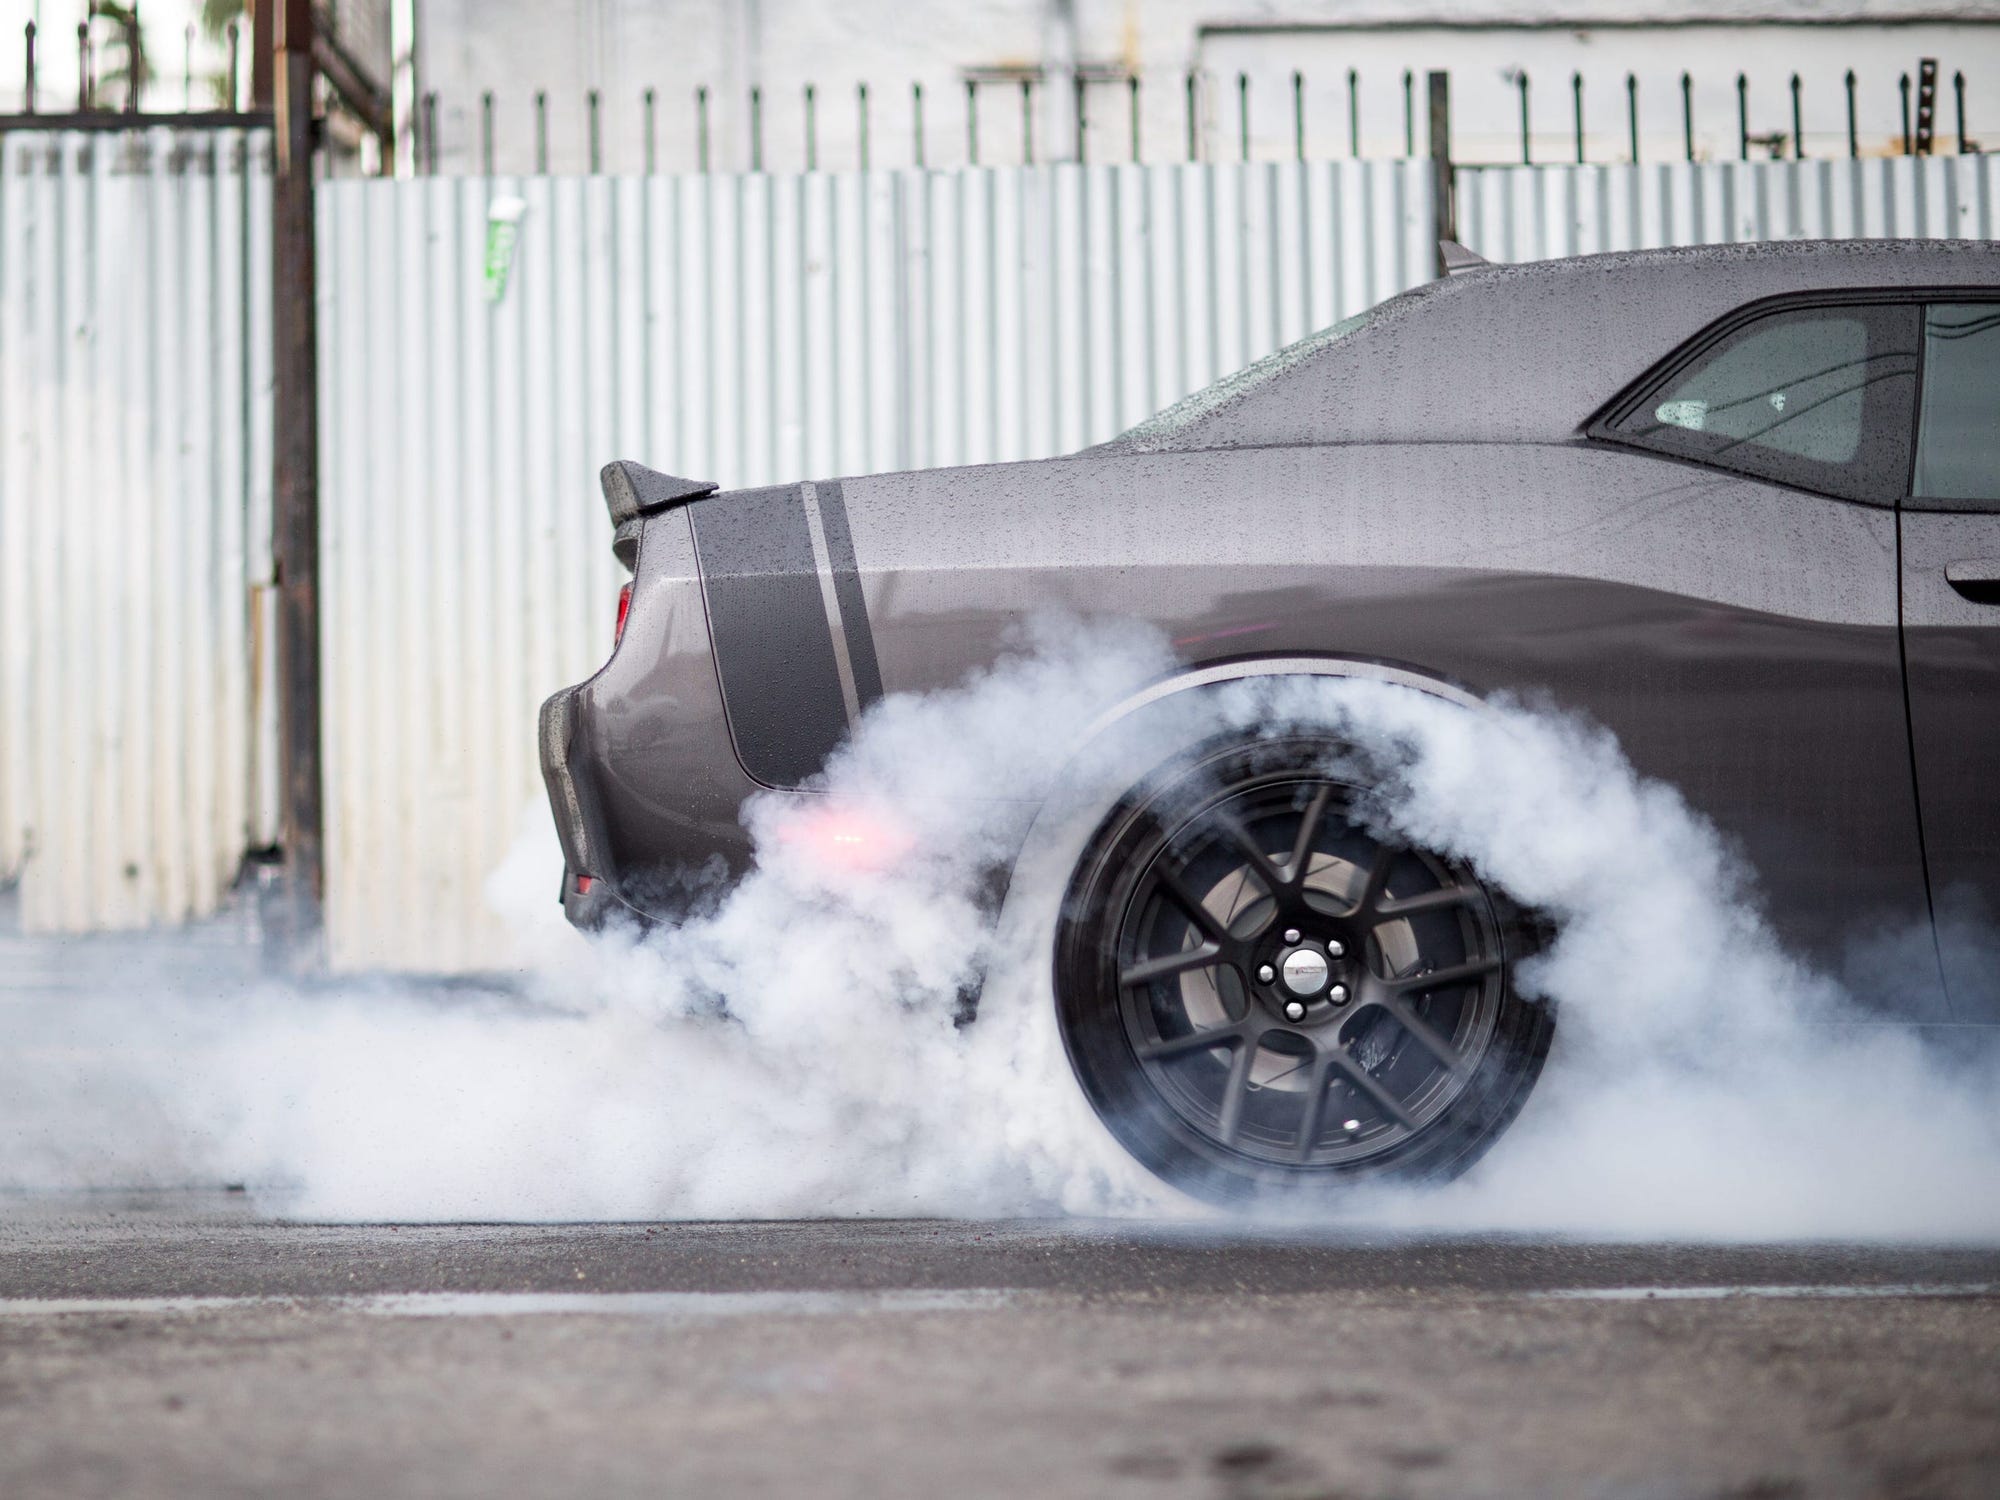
[993,653,1491,939]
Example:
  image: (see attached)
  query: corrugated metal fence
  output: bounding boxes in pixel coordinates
[8,146,2000,969]
[0,127,276,938]
[1458,154,2000,260]
[315,159,1437,968]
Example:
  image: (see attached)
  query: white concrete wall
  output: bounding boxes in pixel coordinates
[401,1,2000,177]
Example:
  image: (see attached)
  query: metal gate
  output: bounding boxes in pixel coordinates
[0,126,276,937]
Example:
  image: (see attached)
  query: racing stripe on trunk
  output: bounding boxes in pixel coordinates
[688,484,850,789]
[812,482,885,710]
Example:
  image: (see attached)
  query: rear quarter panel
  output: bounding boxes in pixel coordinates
[837,441,1940,1016]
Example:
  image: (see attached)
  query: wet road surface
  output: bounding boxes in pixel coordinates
[1,1193,1996,1498]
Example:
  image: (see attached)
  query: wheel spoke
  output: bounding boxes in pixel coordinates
[1375,993,1472,1078]
[1214,1040,1258,1146]
[1209,809,1286,897]
[1119,943,1224,988]
[1154,864,1232,945]
[1348,840,1399,918]
[1293,1055,1335,1162]
[1137,1019,1255,1063]
[1283,785,1333,889]
[1375,883,1479,920]
[1388,956,1501,994]
[1326,1049,1417,1131]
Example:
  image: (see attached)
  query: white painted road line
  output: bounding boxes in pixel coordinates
[1531,1283,2000,1302]
[0,1289,1017,1319]
[2,1283,1993,1319]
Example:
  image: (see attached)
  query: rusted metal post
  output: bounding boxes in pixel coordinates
[1428,70,1453,278]
[273,0,324,958]
[251,0,274,109]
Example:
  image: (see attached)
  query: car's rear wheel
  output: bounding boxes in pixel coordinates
[1053,734,1552,1206]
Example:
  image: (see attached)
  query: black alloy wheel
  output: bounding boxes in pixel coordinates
[1054,734,1552,1206]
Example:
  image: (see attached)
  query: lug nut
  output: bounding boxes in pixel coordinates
[1283,1000,1308,1022]
[1283,928,1301,944]
[1327,939,1345,958]
[1328,983,1350,1005]
[1257,964,1276,984]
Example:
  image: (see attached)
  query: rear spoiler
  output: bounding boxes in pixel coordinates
[601,460,719,525]
[600,459,719,569]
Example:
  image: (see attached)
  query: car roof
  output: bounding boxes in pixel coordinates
[1108,238,2000,452]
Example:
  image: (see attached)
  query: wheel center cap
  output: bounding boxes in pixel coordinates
[1279,947,1329,997]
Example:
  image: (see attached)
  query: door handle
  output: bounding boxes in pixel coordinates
[1945,560,2000,606]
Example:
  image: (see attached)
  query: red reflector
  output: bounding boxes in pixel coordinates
[614,582,633,646]
[575,874,595,895]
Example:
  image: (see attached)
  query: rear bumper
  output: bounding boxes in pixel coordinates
[539,684,638,930]
[537,506,766,933]
[539,686,592,878]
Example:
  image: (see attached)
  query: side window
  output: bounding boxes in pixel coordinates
[1913,303,2000,511]
[1606,303,1920,505]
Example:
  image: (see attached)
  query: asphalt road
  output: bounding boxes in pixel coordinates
[1,1194,1996,1500]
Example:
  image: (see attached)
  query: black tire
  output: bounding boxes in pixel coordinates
[1053,733,1553,1207]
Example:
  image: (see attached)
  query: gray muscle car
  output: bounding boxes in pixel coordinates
[542,239,2000,1205]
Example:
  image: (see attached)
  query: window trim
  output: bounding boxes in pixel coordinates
[1906,295,2000,516]
[1586,289,1928,509]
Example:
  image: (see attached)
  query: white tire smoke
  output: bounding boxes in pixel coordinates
[2,618,1996,1234]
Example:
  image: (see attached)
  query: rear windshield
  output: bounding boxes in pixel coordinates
[1111,309,1376,447]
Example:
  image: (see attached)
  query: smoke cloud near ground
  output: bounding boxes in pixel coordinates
[3,617,1998,1236]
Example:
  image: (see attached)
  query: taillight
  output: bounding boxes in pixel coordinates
[614,582,633,646]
